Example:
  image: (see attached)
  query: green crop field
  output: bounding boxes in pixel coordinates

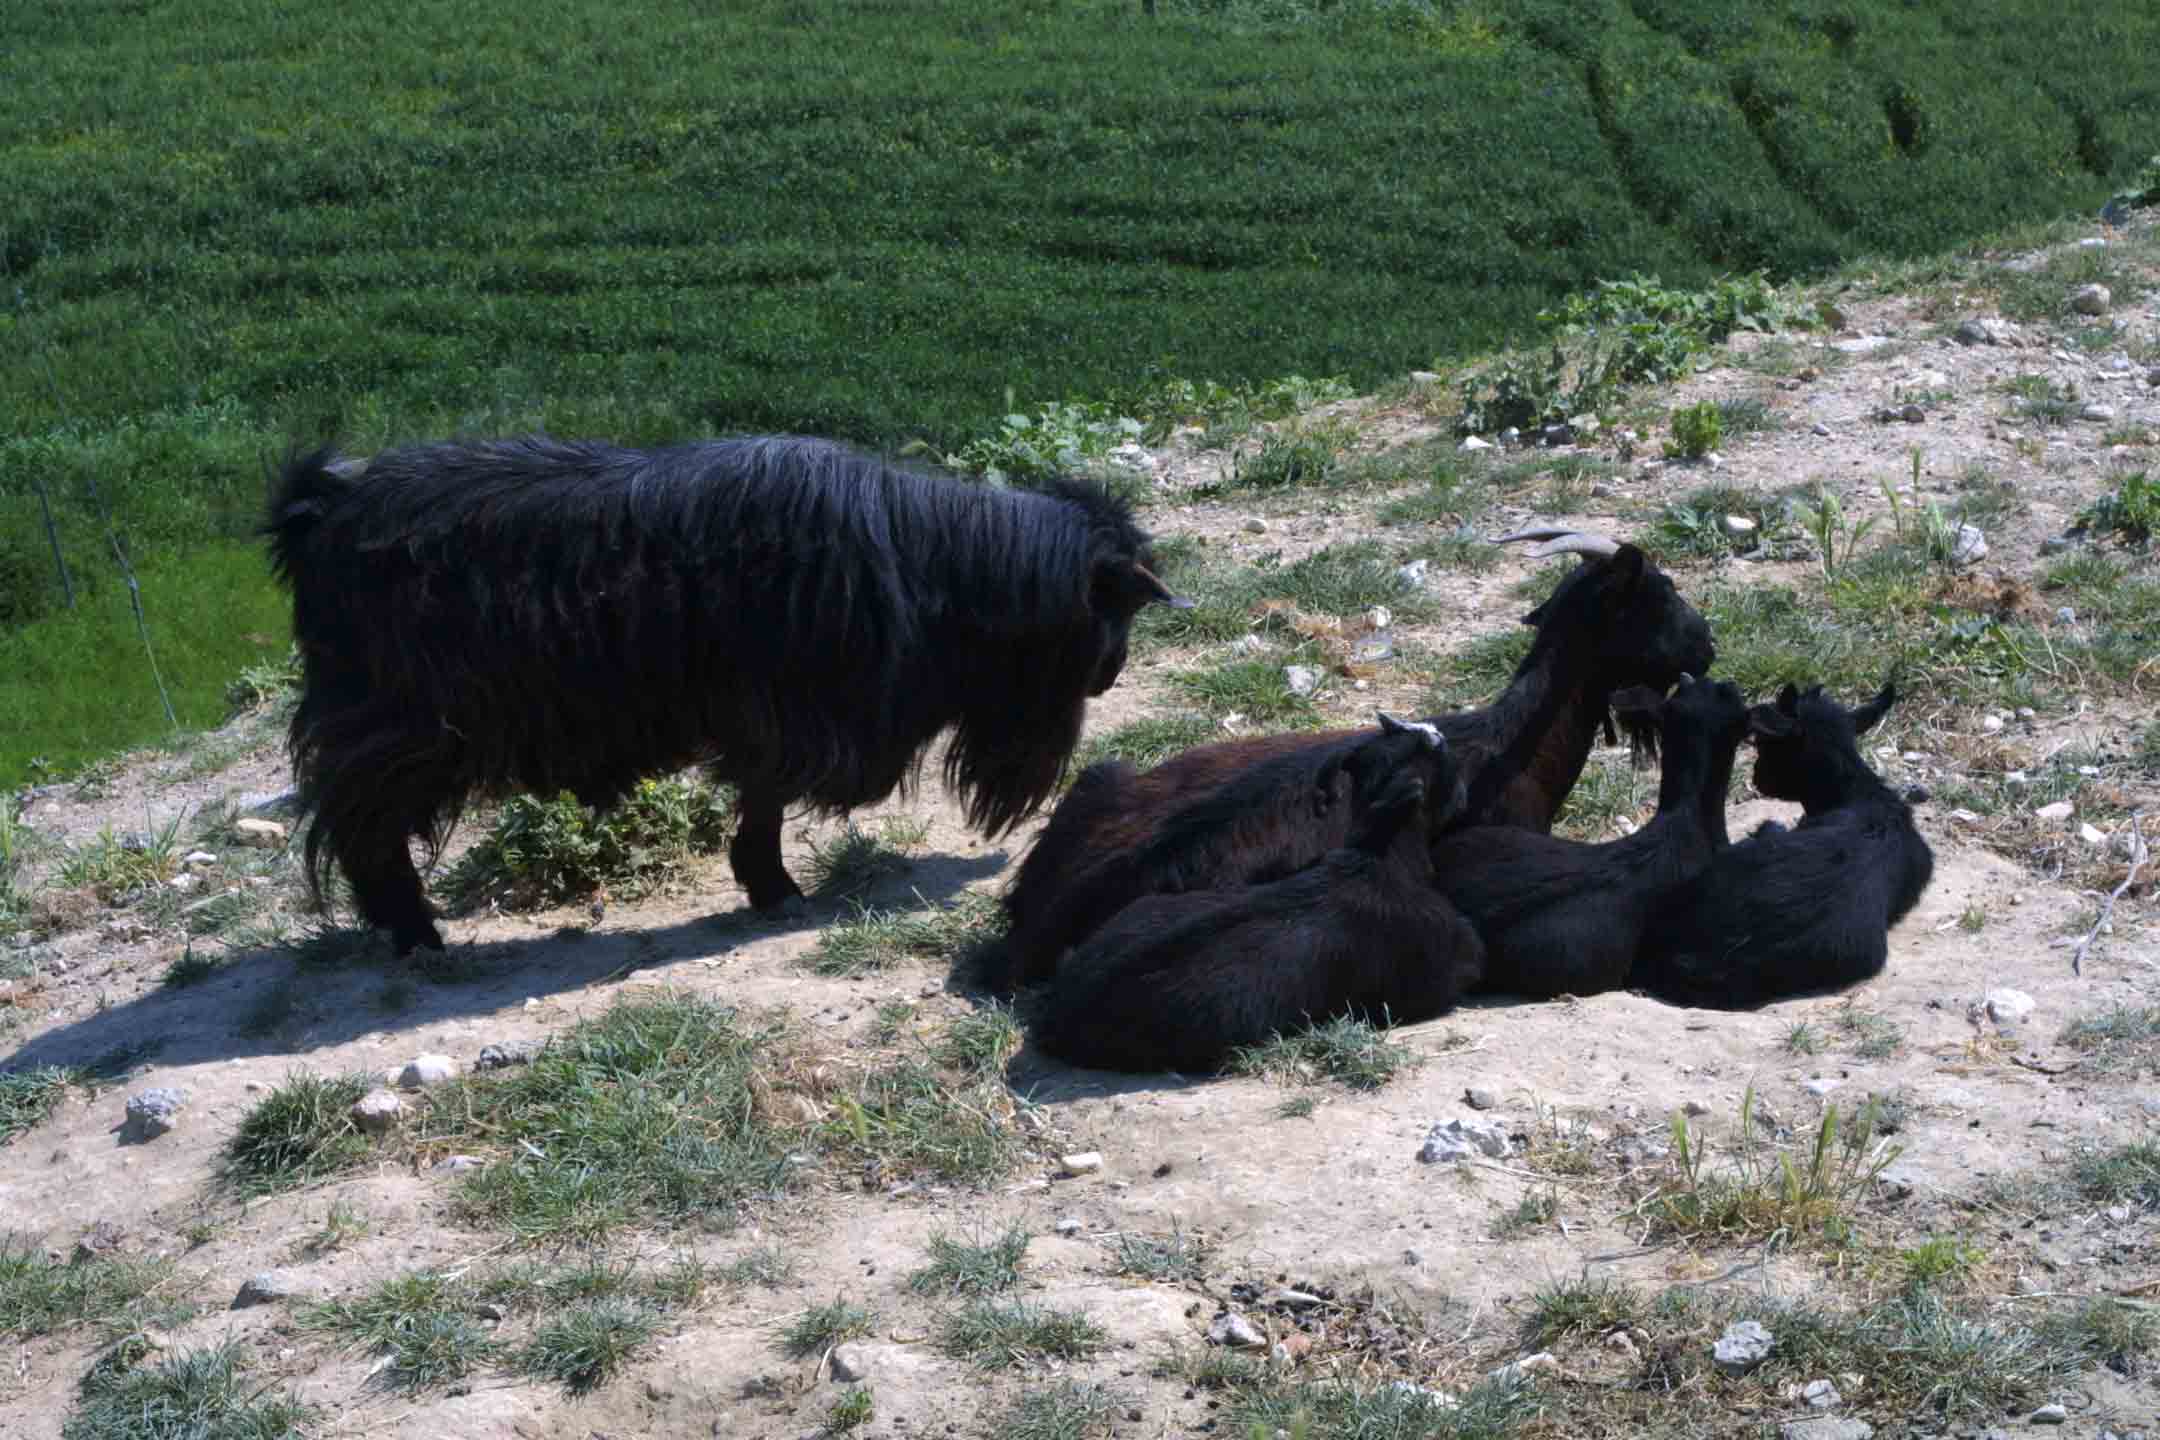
[3,0,2157,783]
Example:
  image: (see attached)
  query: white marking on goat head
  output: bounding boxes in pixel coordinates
[1376,711,1443,749]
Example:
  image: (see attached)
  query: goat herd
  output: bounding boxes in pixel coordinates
[265,433,1935,1076]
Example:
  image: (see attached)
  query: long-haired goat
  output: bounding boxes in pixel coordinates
[264,435,1189,955]
[1430,674,1751,999]
[986,531,1716,990]
[1032,714,1485,1074]
[1633,680,1934,1008]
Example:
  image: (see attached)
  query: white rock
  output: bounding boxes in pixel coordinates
[1228,634,1267,656]
[234,818,288,849]
[232,1271,308,1308]
[1488,1352,1561,1384]
[350,1088,404,1134]
[1985,988,2036,1025]
[830,1343,874,1382]
[122,1087,189,1143]
[1416,1116,1513,1163]
[1388,1381,1460,1409]
[1283,665,1322,697]
[1720,514,1757,538]
[1395,559,1430,589]
[2035,801,2075,822]
[392,1054,459,1089]
[1459,436,1493,452]
[1803,1378,1842,1408]
[2030,1402,2069,1424]
[1713,1319,1774,1374]
[1054,1216,1084,1236]
[1059,1151,1104,1177]
[1208,1311,1266,1348]
[1981,715,2004,734]
[2079,823,2108,846]
[432,1154,486,1172]
[2082,403,2118,423]
[168,873,201,893]
[183,850,218,869]
[1803,1078,1842,1098]
[1364,605,1393,630]
[2071,283,2112,316]
[1949,523,1987,567]
[1243,518,1268,535]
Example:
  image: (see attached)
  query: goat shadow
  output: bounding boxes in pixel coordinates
[2,850,1007,1078]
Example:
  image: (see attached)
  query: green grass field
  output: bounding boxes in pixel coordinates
[4,0,2156,781]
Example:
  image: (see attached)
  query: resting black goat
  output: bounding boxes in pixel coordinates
[1033,714,1485,1074]
[1431,675,1752,1000]
[1633,680,1934,1008]
[988,530,1716,991]
[265,435,1187,955]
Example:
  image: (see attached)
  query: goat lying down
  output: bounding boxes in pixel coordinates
[1032,715,1486,1075]
[1633,680,1934,1009]
[1433,674,1753,1000]
[989,528,1716,992]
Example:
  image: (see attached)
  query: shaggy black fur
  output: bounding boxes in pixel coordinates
[265,434,1186,954]
[1033,716,1485,1074]
[1431,676,1751,1000]
[987,543,1715,991]
[1633,680,1934,1008]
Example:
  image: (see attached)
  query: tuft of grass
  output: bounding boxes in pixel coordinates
[804,821,917,901]
[161,942,218,988]
[1639,1087,1899,1248]
[934,1003,1023,1078]
[1898,1235,1983,1295]
[305,1271,497,1394]
[64,1339,313,1440]
[822,1056,1022,1187]
[1170,655,1323,730]
[516,1299,660,1396]
[1217,426,1348,493]
[1231,1373,1535,1440]
[2069,1142,2160,1211]
[221,1071,376,1197]
[1831,1002,1904,1059]
[237,978,300,1039]
[1664,400,1723,459]
[417,994,798,1243]
[298,1199,370,1257]
[809,892,1000,977]
[439,777,735,912]
[720,1247,799,1291]
[1427,627,1533,712]
[0,1239,188,1340]
[0,1066,77,1146]
[1069,713,1219,778]
[827,1385,875,1432]
[1227,1014,1418,1091]
[1108,1225,1213,1286]
[939,1298,1106,1370]
[993,1381,1124,1440]
[2078,467,2159,544]
[2060,1004,2160,1076]
[2037,1298,2159,1377]
[2007,372,2079,425]
[906,1224,1029,1298]
[782,1297,874,1359]
[1527,1277,1644,1347]
[1396,525,1502,574]
[1491,1188,1559,1239]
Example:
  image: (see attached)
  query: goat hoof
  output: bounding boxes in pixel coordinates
[755,893,808,920]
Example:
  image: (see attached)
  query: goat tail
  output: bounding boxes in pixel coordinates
[263,444,364,588]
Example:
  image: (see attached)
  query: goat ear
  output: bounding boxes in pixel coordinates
[1748,704,1798,739]
[1606,544,1647,588]
[1775,682,1801,713]
[1852,681,1898,735]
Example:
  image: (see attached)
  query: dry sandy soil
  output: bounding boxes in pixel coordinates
[4,213,2159,1440]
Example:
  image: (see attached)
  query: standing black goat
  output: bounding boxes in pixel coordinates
[1633,680,1934,1008]
[1033,714,1485,1074]
[1431,674,1752,999]
[264,435,1188,955]
[986,529,1715,991]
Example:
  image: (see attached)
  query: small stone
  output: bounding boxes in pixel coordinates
[1812,421,1832,437]
[1459,436,1492,452]
[1803,1078,1842,1098]
[232,1271,306,1309]
[2081,403,2118,423]
[2056,605,2078,625]
[1054,1216,1084,1236]
[1059,1152,1104,1177]
[1898,403,1926,424]
[1462,1087,1500,1111]
[2109,1203,2133,1224]
[1228,634,1267,655]
[1948,523,1987,567]
[1781,1421,1873,1440]
[1985,988,2036,1026]
[392,1054,459,1089]
[474,1043,535,1072]
[1803,1378,1842,1408]
[72,1220,128,1264]
[1209,1312,1266,1348]
[2016,706,2036,720]
[1713,1319,1774,1375]
[1243,518,1268,535]
[1395,559,1429,589]
[168,872,201,894]
[233,818,288,849]
[1409,370,1441,384]
[2034,801,2075,822]
[1283,666,1321,697]
[2031,1403,2070,1425]
[1953,318,1997,346]
[183,850,218,869]
[1683,1100,1711,1117]
[1487,1352,1560,1384]
[830,1343,873,1382]
[1721,514,1757,538]
[1588,482,1613,499]
[2038,535,2077,557]
[1417,1117,1513,1164]
[432,1154,486,1173]
[1498,427,1521,446]
[1605,1330,1640,1361]
[2071,283,2112,316]
[350,1088,404,1134]
[122,1088,189,1143]
[2079,823,2108,846]
[1387,1381,1459,1409]
[1982,714,2004,734]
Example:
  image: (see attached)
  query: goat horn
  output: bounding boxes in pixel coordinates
[1491,526,1575,544]
[1132,563,1196,610]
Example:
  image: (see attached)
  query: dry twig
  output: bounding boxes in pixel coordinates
[2052,813,2148,976]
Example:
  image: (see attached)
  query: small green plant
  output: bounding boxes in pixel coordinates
[2009,373,2079,425]
[2060,1004,2160,1075]
[64,1339,314,1440]
[1492,1187,1559,1239]
[782,1297,875,1358]
[1899,1235,1982,1295]
[995,1381,1125,1440]
[945,398,1146,489]
[1219,426,1346,493]
[1,1065,76,1146]
[804,822,916,900]
[0,1238,187,1338]
[934,1002,1023,1077]
[1227,1014,1418,1090]
[223,644,302,715]
[1664,401,1723,460]
[809,896,988,976]
[161,942,217,988]
[221,1070,375,1197]
[2079,469,2159,544]
[439,777,734,911]
[1527,1277,1643,1346]
[517,1299,660,1395]
[822,1056,1021,1186]
[826,1385,875,1433]
[1071,713,1219,778]
[720,1247,799,1290]
[939,1298,1106,1370]
[907,1224,1029,1297]
[1795,485,1876,578]
[1644,1086,1900,1246]
[305,1271,498,1394]
[1958,902,1987,933]
[1109,1225,1213,1285]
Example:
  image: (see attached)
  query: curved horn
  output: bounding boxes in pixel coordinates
[1492,527,1622,560]
[1131,563,1196,610]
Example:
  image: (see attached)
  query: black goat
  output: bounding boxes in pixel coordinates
[1033,714,1485,1074]
[1429,675,1751,1000]
[1633,680,1934,1008]
[987,530,1716,990]
[264,435,1188,955]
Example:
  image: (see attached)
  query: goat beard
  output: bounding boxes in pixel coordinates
[1614,705,1662,768]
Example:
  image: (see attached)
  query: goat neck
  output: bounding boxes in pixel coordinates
[1468,626,1618,830]
[1789,738,1895,816]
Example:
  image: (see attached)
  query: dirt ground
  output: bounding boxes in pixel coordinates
[4,213,2159,1440]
